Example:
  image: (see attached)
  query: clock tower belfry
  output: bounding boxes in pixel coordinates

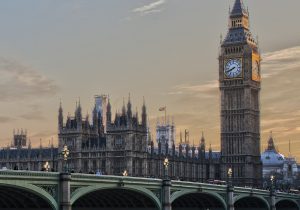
[219,0,262,187]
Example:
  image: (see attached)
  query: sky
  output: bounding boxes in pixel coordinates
[0,0,300,158]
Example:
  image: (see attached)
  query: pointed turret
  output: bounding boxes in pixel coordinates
[76,100,82,124]
[179,130,183,144]
[135,107,139,125]
[200,132,205,146]
[127,93,132,119]
[200,131,206,154]
[85,113,90,128]
[209,143,213,160]
[122,98,126,116]
[106,97,112,124]
[230,0,248,17]
[267,131,276,151]
[142,97,147,127]
[28,139,32,149]
[58,101,63,130]
[93,104,98,129]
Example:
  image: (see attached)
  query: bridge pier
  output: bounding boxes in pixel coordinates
[59,173,72,210]
[227,185,234,210]
[162,179,172,210]
[270,190,276,210]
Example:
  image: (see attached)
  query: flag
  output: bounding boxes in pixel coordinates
[159,106,166,111]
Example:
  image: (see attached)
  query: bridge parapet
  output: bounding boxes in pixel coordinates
[0,171,298,210]
[0,169,60,179]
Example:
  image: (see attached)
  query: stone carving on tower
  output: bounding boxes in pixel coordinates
[219,0,262,186]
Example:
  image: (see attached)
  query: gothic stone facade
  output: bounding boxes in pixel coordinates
[0,98,220,182]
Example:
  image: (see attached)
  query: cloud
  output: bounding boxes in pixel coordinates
[0,57,59,102]
[0,116,15,124]
[133,0,166,15]
[18,104,45,121]
[262,46,300,78]
[173,80,218,94]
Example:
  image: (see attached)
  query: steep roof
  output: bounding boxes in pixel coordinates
[230,0,248,17]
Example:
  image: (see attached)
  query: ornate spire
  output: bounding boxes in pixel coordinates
[267,131,276,151]
[230,0,248,17]
[127,93,132,119]
[93,104,98,128]
[122,97,126,116]
[58,100,63,129]
[135,107,139,124]
[28,139,32,149]
[180,130,183,144]
[106,96,112,123]
[76,99,82,122]
[222,0,255,46]
[51,138,54,148]
[209,143,213,159]
[142,97,147,127]
[200,131,205,150]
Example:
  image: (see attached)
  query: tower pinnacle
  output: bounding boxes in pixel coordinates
[230,0,248,17]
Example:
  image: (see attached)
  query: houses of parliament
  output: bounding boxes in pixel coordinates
[0,0,266,187]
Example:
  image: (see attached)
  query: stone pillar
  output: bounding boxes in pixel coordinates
[59,173,72,210]
[162,179,172,210]
[270,190,276,210]
[227,185,234,210]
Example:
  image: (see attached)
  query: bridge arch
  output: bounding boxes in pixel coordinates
[171,190,227,210]
[0,183,58,210]
[234,194,270,210]
[71,185,161,210]
[276,198,300,210]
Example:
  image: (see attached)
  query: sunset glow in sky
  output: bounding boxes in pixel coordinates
[0,0,300,158]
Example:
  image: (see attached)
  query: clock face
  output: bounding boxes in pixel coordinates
[252,60,260,81]
[224,59,242,78]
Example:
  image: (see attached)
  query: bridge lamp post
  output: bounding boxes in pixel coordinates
[122,170,128,177]
[228,167,233,187]
[270,175,275,192]
[163,157,169,179]
[43,161,50,172]
[62,145,70,173]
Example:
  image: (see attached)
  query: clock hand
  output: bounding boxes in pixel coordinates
[226,67,236,73]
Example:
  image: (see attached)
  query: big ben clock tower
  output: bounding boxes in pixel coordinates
[219,0,262,186]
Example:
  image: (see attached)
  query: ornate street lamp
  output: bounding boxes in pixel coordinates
[122,170,128,177]
[163,157,169,179]
[228,167,233,178]
[44,161,50,172]
[62,145,69,173]
[228,167,233,186]
[270,175,275,192]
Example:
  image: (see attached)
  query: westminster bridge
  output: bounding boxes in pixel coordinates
[0,170,299,210]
